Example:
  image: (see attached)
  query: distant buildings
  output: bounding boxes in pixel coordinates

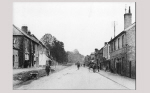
[13,25,50,69]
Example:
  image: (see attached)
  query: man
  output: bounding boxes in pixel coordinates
[45,61,51,76]
[93,63,96,73]
[77,61,80,70]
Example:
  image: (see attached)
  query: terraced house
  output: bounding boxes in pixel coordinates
[13,25,50,68]
[108,7,136,79]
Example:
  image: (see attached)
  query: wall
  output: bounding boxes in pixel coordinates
[38,45,49,66]
[13,49,19,68]
[13,36,24,68]
[126,25,136,78]
[23,37,30,68]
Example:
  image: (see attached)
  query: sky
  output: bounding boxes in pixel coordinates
[13,2,135,56]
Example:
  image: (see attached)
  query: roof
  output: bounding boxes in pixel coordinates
[108,22,136,43]
[124,22,136,31]
[13,25,39,44]
[108,31,126,43]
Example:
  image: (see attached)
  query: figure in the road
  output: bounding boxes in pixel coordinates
[97,64,100,72]
[77,61,80,70]
[88,63,93,72]
[45,60,51,76]
[93,63,97,73]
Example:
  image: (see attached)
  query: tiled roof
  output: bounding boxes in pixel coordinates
[13,25,39,44]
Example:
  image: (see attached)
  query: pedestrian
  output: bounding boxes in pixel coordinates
[93,64,96,73]
[77,62,80,70]
[97,64,100,72]
[45,61,51,76]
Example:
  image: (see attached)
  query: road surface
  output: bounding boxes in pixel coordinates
[16,65,129,90]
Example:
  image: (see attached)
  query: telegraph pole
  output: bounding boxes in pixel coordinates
[114,21,115,38]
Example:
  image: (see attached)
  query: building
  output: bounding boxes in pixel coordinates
[103,42,111,70]
[38,41,51,67]
[94,48,99,64]
[97,48,103,70]
[13,25,51,68]
[90,52,95,62]
[84,55,90,65]
[108,7,136,79]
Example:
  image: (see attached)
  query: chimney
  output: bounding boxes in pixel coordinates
[21,26,28,33]
[124,6,132,29]
[28,31,31,35]
[104,42,107,46]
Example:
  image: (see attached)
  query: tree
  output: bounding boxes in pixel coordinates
[40,34,68,64]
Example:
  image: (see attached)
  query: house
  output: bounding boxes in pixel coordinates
[38,41,51,67]
[108,7,136,79]
[13,25,51,68]
[103,42,111,70]
[97,48,103,70]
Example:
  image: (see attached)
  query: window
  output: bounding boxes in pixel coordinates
[118,38,120,49]
[109,46,110,53]
[111,43,113,52]
[114,41,116,50]
[122,35,124,47]
[122,57,124,70]
[13,38,16,44]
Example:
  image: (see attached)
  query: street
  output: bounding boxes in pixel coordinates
[15,65,134,90]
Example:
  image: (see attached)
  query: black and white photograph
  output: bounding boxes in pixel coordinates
[13,2,136,90]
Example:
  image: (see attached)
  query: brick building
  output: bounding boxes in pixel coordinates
[108,7,136,79]
[13,25,50,68]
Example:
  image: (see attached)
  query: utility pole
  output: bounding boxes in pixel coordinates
[114,21,115,38]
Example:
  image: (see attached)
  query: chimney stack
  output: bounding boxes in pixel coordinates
[124,6,132,29]
[21,26,28,33]
[28,31,31,35]
[104,42,107,46]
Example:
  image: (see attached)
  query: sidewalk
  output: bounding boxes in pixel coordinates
[97,70,136,90]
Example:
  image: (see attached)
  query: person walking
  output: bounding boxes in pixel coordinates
[93,63,96,73]
[77,62,80,70]
[45,61,51,76]
[97,64,100,72]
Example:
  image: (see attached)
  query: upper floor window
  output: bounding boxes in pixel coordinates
[13,38,16,44]
[122,35,124,47]
[111,42,113,52]
[114,40,116,50]
[118,38,120,49]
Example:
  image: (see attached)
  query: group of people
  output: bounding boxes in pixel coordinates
[76,62,86,70]
[88,63,100,73]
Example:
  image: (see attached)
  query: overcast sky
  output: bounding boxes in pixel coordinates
[13,2,135,56]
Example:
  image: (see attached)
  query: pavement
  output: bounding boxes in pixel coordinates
[96,69,135,89]
[14,65,135,90]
